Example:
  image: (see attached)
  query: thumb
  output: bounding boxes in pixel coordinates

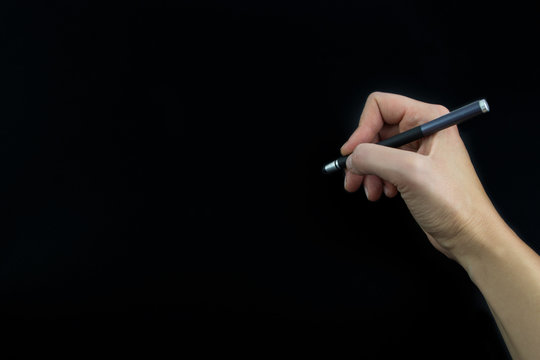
[346,143,423,189]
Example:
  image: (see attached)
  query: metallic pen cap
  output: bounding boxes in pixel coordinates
[479,99,489,113]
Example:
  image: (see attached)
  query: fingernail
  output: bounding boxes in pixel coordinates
[340,141,348,154]
[383,184,390,197]
[344,175,348,190]
[364,185,369,199]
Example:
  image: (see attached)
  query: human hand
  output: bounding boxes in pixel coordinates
[341,92,499,260]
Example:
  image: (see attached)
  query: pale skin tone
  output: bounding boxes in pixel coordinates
[341,92,540,360]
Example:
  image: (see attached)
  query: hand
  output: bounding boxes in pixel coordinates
[341,92,499,260]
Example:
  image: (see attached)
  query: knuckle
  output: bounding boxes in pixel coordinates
[367,91,383,104]
[435,104,449,116]
[348,144,367,172]
[410,156,425,173]
[348,147,361,166]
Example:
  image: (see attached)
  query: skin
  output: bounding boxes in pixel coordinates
[341,92,540,360]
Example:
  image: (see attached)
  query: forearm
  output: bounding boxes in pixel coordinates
[457,214,540,360]
[487,302,517,359]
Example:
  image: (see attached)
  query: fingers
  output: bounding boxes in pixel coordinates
[340,92,448,156]
[383,181,398,198]
[344,125,401,199]
[344,170,363,193]
[340,92,418,155]
[346,142,424,192]
[344,167,398,200]
[344,170,382,200]
[364,175,383,200]
[340,91,447,200]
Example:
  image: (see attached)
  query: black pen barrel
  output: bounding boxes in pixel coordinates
[377,126,424,148]
[420,100,488,136]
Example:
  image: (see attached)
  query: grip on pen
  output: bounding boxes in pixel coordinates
[322,127,423,174]
[322,99,489,175]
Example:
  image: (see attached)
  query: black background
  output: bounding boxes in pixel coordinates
[2,1,539,357]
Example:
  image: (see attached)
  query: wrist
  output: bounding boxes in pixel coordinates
[449,209,518,278]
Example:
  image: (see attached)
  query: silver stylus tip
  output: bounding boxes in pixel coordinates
[322,160,340,174]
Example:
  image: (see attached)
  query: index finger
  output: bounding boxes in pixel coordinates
[340,92,442,155]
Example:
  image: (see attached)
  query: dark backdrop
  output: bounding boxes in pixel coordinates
[2,1,539,357]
